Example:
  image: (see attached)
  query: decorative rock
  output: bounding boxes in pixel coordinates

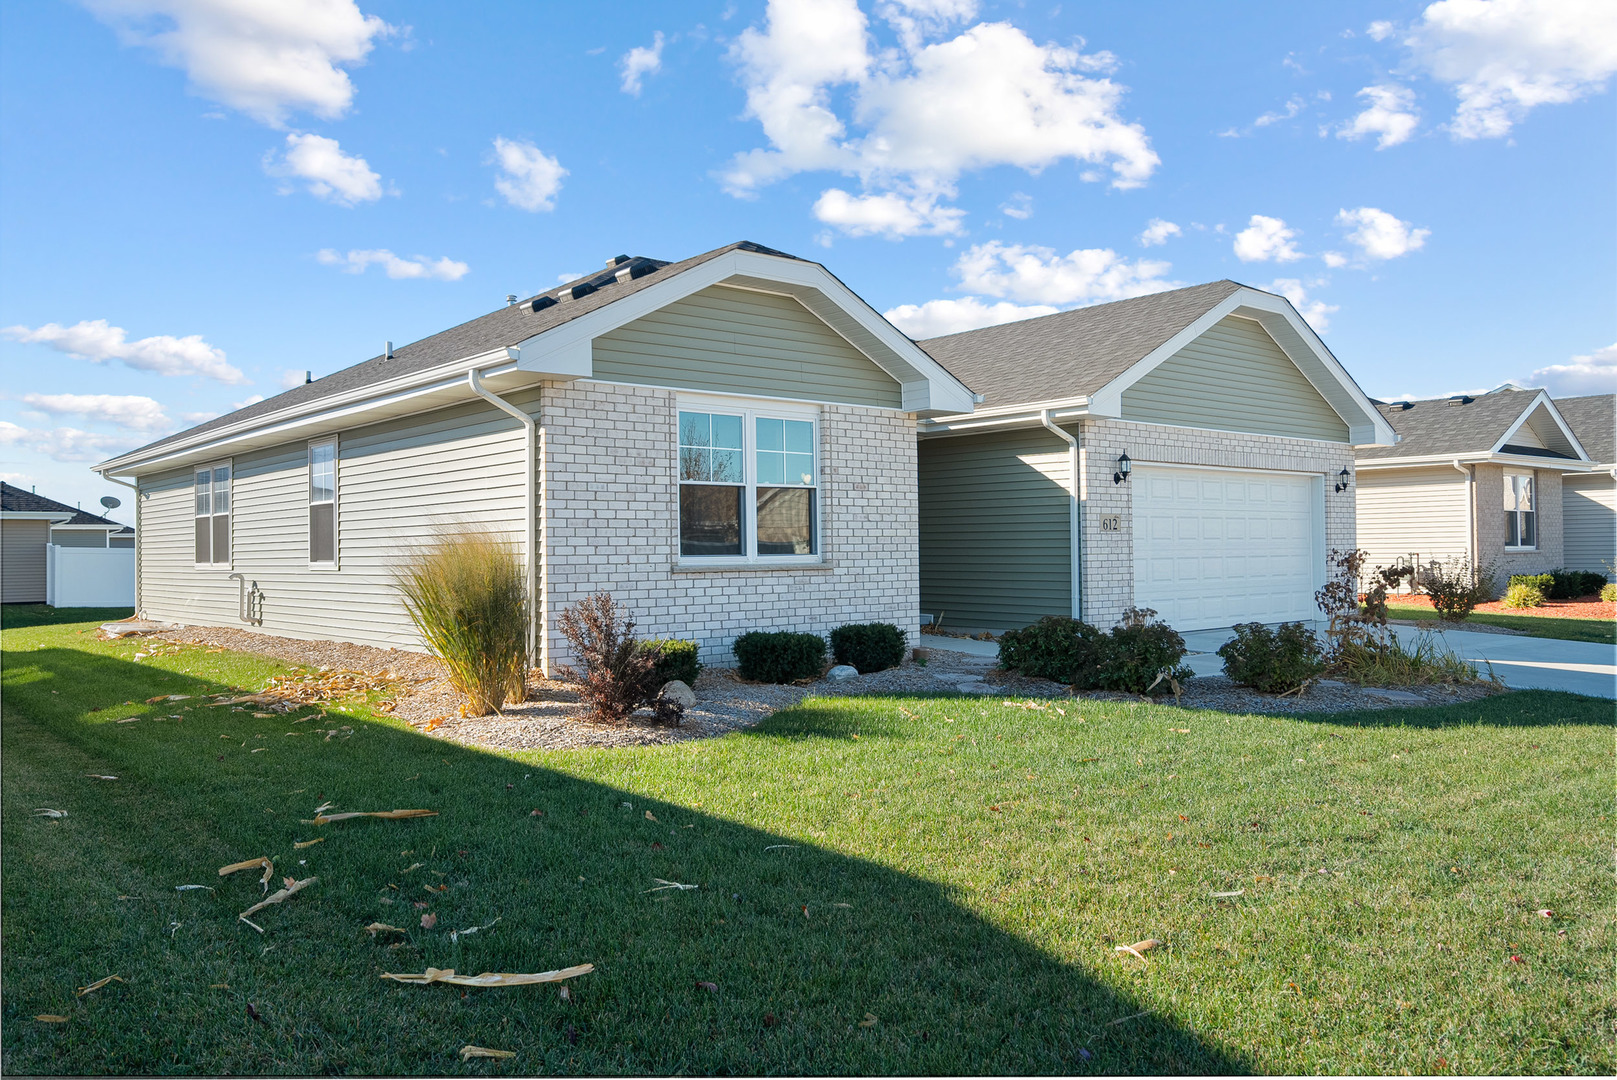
[911,648,930,662]
[827,665,859,682]
[658,680,697,709]
[1361,687,1424,703]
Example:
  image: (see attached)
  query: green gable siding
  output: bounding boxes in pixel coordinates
[918,428,1071,631]
[593,285,902,408]
[1120,315,1350,442]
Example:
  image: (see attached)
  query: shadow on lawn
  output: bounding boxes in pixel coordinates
[1282,688,1615,730]
[1,643,1247,1076]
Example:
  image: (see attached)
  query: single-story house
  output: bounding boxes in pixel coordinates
[1,481,133,603]
[1553,393,1615,576]
[1353,387,1600,585]
[94,242,976,672]
[914,280,1398,633]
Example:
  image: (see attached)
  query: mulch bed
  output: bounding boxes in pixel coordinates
[1387,594,1615,621]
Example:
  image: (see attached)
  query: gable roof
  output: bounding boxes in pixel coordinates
[1,481,122,526]
[1356,387,1590,465]
[1555,393,1615,465]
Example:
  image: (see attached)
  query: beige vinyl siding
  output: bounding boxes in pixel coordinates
[1355,466,1471,577]
[918,428,1071,631]
[50,529,109,548]
[593,284,903,408]
[138,390,537,649]
[1562,472,1616,574]
[1121,315,1350,442]
[2,519,50,602]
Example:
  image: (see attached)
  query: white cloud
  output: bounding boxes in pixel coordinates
[315,248,470,280]
[620,31,665,95]
[1367,20,1397,41]
[85,0,394,127]
[491,137,567,212]
[1138,218,1181,247]
[723,0,1158,227]
[1405,0,1617,139]
[1,319,244,383]
[281,368,311,389]
[1523,342,1617,396]
[1337,83,1421,148]
[1254,94,1306,126]
[1233,214,1303,262]
[882,296,1057,337]
[812,187,965,237]
[19,393,170,431]
[1000,192,1033,219]
[266,132,385,205]
[180,393,263,426]
[953,241,1177,305]
[1321,251,1349,268]
[1336,206,1430,260]
[0,421,142,463]
[1263,278,1339,332]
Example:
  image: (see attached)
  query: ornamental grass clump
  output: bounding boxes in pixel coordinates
[558,593,681,726]
[394,529,527,716]
[1501,581,1546,610]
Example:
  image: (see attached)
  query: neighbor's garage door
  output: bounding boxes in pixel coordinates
[1132,465,1322,631]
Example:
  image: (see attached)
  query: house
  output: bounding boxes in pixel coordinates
[914,280,1398,633]
[1553,394,1615,576]
[1,481,133,603]
[93,242,975,672]
[1353,387,1599,586]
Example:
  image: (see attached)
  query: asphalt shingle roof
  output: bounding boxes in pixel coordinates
[1554,393,1615,464]
[1,481,122,525]
[914,279,1245,410]
[1356,388,1563,460]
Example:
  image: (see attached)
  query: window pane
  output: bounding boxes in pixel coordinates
[783,419,814,454]
[756,450,785,485]
[711,413,743,449]
[195,515,210,563]
[310,502,335,563]
[1505,511,1519,547]
[680,447,711,482]
[1521,511,1536,548]
[756,417,783,452]
[786,452,814,486]
[757,487,815,555]
[310,443,335,504]
[1517,475,1533,512]
[679,411,710,448]
[1503,477,1517,512]
[680,485,742,556]
[212,466,230,514]
[711,448,743,483]
[195,470,210,516]
[212,514,230,565]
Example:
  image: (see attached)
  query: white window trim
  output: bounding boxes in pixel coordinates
[1503,468,1537,551]
[194,458,233,569]
[308,437,339,570]
[675,393,823,568]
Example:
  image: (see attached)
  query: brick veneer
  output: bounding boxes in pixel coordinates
[1473,463,1563,586]
[538,379,918,673]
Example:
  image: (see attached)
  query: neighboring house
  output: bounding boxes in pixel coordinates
[1553,393,1616,576]
[94,242,975,672]
[913,280,1397,633]
[1354,387,1597,586]
[1,481,131,603]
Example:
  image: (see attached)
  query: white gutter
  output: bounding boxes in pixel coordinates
[1452,459,1475,569]
[1040,409,1082,620]
[99,471,141,615]
[1357,452,1596,472]
[466,367,538,668]
[922,397,1092,437]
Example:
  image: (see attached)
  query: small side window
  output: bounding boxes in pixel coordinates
[195,461,231,566]
[309,440,337,566]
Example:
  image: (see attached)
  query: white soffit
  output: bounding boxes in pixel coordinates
[1492,391,1589,460]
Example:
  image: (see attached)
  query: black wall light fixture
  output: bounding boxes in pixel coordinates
[1113,453,1132,485]
[1334,466,1351,493]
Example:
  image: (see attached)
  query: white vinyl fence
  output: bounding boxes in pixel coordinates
[46,544,135,607]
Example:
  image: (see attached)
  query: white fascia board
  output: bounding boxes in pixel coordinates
[1,511,74,521]
[918,396,1090,437]
[1088,288,1399,446]
[1490,391,1592,460]
[509,250,978,416]
[1355,452,1596,472]
[50,523,121,531]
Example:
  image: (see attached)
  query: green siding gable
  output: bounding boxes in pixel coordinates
[919,428,1071,631]
[1120,315,1350,442]
[592,284,902,408]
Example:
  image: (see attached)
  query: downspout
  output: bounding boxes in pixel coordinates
[1452,459,1475,569]
[467,368,538,668]
[99,470,141,616]
[1040,409,1081,620]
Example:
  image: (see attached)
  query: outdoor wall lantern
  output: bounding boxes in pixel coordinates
[1334,466,1352,494]
[1113,453,1132,485]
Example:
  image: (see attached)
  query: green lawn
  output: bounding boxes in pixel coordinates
[2,610,1612,1075]
[1385,604,1616,645]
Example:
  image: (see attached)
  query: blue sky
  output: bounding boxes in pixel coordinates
[2,0,1613,520]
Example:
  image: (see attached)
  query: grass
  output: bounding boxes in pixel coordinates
[2,608,1612,1075]
[1385,604,1616,645]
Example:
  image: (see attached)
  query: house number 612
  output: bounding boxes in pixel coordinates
[1099,515,1122,532]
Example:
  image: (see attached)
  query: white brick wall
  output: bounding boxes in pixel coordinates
[1076,418,1357,627]
[539,380,918,673]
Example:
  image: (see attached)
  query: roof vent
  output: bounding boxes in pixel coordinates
[557,282,596,303]
[1396,401,1414,410]
[615,260,658,283]
[607,254,630,267]
[384,340,394,360]
[506,294,518,306]
[530,295,558,313]
[304,370,312,384]
[1447,395,1475,406]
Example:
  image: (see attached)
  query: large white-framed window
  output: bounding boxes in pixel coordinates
[309,438,337,568]
[193,460,232,567]
[1504,469,1536,550]
[677,396,819,563]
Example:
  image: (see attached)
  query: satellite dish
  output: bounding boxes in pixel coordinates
[100,496,121,510]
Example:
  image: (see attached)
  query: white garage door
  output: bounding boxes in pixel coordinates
[1133,465,1323,631]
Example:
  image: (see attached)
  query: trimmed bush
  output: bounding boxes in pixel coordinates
[393,529,528,716]
[1501,582,1546,609]
[1547,569,1608,599]
[1602,583,1617,603]
[830,622,907,674]
[558,593,681,726]
[998,616,1106,683]
[1218,621,1326,693]
[1508,573,1554,594]
[999,608,1191,695]
[1420,555,1497,621]
[640,639,702,687]
[733,631,827,683]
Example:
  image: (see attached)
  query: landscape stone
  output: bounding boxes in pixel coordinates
[658,680,697,708]
[1362,687,1424,703]
[827,665,859,681]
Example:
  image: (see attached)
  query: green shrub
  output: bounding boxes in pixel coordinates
[393,529,528,716]
[998,616,1106,683]
[830,622,907,674]
[999,609,1190,695]
[640,639,702,686]
[1217,621,1326,693]
[1508,573,1554,594]
[558,593,681,726]
[1419,555,1497,621]
[1547,569,1608,599]
[1602,583,1617,603]
[733,631,827,683]
[1501,582,1546,609]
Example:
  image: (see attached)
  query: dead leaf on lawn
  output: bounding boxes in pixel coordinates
[380,965,594,988]
[75,974,124,997]
[175,885,215,893]
[646,878,697,892]
[36,1015,69,1023]
[303,809,437,825]
[292,838,323,849]
[85,774,118,781]
[859,1012,879,1028]
[1211,890,1245,898]
[1114,939,1163,963]
[695,980,718,993]
[365,923,409,937]
[238,875,317,925]
[218,856,271,878]
[460,1046,515,1061]
[420,913,438,929]
[32,808,67,819]
[644,810,658,823]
